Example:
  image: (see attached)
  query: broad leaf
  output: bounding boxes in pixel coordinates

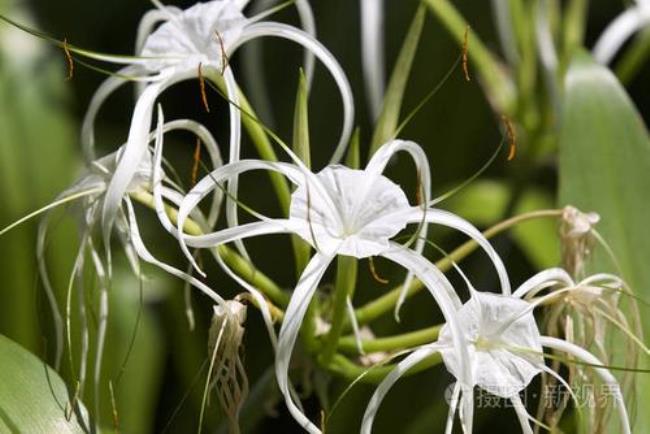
[0,334,90,432]
[558,52,650,428]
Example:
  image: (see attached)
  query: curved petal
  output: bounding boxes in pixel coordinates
[593,6,650,65]
[101,68,198,267]
[176,159,306,273]
[361,343,443,434]
[81,66,134,162]
[124,198,226,306]
[360,0,385,121]
[364,140,432,319]
[510,394,534,434]
[512,267,574,298]
[276,252,334,434]
[381,207,511,295]
[444,382,461,434]
[540,336,632,434]
[381,245,472,392]
[233,22,354,163]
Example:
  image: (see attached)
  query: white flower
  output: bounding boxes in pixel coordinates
[593,0,650,65]
[560,205,600,278]
[175,139,511,433]
[362,268,632,434]
[79,0,354,267]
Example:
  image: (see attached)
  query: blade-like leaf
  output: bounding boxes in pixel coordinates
[369,5,426,155]
[0,334,90,432]
[558,51,650,428]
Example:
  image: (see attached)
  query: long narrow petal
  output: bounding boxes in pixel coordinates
[124,198,226,306]
[381,207,511,295]
[510,394,534,434]
[361,343,443,433]
[276,252,334,434]
[512,267,574,298]
[81,67,133,162]
[233,22,354,163]
[444,382,461,434]
[360,0,385,121]
[540,336,632,434]
[593,6,650,64]
[101,68,195,267]
[364,140,432,319]
[222,67,249,263]
[381,245,472,392]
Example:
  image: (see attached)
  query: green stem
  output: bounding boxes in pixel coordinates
[422,0,517,115]
[320,257,358,363]
[129,189,289,307]
[206,70,292,216]
[338,324,442,355]
[325,352,442,384]
[562,0,588,62]
[352,209,563,327]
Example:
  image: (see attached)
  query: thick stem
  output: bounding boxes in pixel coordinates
[324,352,442,384]
[337,324,442,355]
[320,256,358,363]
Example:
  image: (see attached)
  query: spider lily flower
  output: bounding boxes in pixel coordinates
[593,0,650,65]
[36,118,225,377]
[175,139,511,432]
[79,0,354,268]
[362,269,633,434]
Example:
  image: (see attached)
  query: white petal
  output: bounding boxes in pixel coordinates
[593,6,650,65]
[101,69,197,266]
[540,336,631,434]
[364,140,433,318]
[360,0,385,121]
[380,207,512,295]
[81,67,133,162]
[361,343,443,434]
[512,267,574,298]
[276,252,334,434]
[233,22,354,163]
[444,382,461,434]
[124,198,226,306]
[381,245,472,391]
[510,394,533,434]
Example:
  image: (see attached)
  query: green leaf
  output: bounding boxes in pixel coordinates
[369,5,426,155]
[558,52,650,428]
[0,334,90,432]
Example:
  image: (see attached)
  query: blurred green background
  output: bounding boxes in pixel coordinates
[1,0,649,433]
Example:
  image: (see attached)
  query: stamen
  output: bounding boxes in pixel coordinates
[501,115,517,160]
[215,30,230,74]
[415,170,423,206]
[64,380,80,421]
[63,38,74,80]
[368,257,389,285]
[462,26,470,82]
[198,63,210,113]
[191,137,202,186]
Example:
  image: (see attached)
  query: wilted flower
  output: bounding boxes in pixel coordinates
[560,205,600,277]
[206,300,249,434]
[362,269,632,434]
[79,0,354,263]
[175,139,511,432]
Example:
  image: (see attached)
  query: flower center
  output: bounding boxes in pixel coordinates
[289,165,410,257]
